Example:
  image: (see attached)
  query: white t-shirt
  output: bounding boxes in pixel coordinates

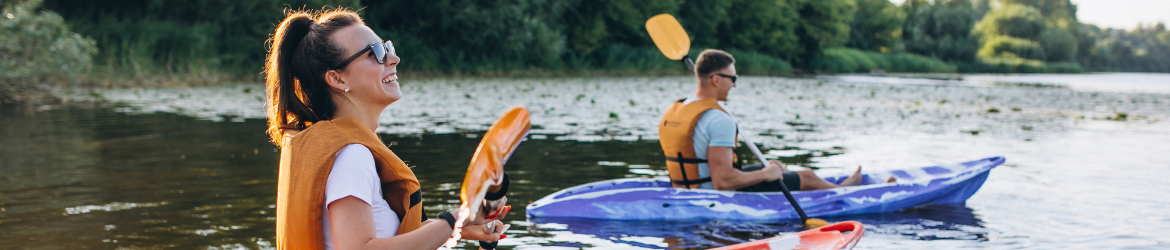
[322,144,400,250]
[682,97,738,189]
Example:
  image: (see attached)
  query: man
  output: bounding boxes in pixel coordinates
[658,49,869,192]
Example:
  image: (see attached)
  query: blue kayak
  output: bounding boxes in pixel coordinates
[526,156,1003,221]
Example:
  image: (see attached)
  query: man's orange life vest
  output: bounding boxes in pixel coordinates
[275,117,424,250]
[658,98,737,189]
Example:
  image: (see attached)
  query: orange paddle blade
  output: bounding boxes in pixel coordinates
[646,14,691,60]
[710,221,865,250]
[445,107,530,248]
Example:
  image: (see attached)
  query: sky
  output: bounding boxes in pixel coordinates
[1072,0,1170,29]
[886,0,1170,30]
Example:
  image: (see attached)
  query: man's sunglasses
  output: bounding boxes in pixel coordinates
[331,40,395,70]
[715,73,738,83]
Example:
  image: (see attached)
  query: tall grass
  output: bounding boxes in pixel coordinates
[389,39,792,77]
[812,48,958,73]
[957,56,1084,73]
[68,18,258,87]
[725,49,794,75]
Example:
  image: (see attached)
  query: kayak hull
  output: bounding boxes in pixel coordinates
[526,157,1003,221]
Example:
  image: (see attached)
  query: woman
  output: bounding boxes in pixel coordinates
[265,9,505,249]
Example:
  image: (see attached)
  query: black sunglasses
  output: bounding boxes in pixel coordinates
[331,40,395,70]
[715,73,738,83]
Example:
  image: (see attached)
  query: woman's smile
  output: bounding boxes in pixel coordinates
[381,73,397,85]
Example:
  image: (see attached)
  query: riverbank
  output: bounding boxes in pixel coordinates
[0,63,1088,107]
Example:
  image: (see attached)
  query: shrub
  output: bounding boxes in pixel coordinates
[979,36,1047,61]
[957,55,1083,73]
[1,0,96,102]
[813,48,956,73]
[726,49,793,75]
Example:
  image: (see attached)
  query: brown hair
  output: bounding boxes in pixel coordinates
[264,9,364,145]
[694,49,735,79]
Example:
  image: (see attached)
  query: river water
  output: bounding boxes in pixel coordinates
[1,73,1167,249]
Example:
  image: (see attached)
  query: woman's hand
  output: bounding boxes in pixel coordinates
[459,220,506,241]
[484,196,511,220]
[448,196,509,227]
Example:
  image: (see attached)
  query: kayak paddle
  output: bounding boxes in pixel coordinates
[645,13,830,229]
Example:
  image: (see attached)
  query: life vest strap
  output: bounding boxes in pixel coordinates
[665,156,707,164]
[671,177,712,186]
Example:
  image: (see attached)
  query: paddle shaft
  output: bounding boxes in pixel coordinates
[647,13,815,226]
[737,124,812,223]
[677,60,814,224]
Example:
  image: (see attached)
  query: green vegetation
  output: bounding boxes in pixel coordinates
[847,0,905,52]
[813,48,956,73]
[2,0,1170,102]
[901,0,979,62]
[1078,23,1170,72]
[1,0,95,103]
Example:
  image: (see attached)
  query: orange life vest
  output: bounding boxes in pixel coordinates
[658,98,738,188]
[275,117,424,250]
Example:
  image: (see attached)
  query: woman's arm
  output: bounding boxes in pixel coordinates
[329,197,504,250]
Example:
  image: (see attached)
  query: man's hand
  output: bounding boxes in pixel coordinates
[768,160,790,172]
[761,163,785,182]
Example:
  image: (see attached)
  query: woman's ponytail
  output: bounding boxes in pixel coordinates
[264,9,363,145]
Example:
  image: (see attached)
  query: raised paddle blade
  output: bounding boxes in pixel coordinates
[646,14,690,60]
[445,107,530,248]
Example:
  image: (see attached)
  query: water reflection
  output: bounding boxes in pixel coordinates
[526,204,983,249]
[0,103,882,249]
[0,103,281,248]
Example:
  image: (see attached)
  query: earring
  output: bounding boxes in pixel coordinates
[344,88,350,93]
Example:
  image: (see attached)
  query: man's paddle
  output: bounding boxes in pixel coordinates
[645,13,830,229]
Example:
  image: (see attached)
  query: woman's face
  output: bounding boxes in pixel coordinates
[331,24,402,108]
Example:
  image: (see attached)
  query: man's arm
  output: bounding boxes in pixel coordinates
[707,146,784,190]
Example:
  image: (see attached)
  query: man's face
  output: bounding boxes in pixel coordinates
[711,64,737,101]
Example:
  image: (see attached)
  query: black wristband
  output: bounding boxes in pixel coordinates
[479,240,499,250]
[438,211,457,229]
[484,173,510,201]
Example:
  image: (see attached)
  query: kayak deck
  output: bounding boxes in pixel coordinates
[526,156,1003,221]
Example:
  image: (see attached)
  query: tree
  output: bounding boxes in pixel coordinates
[791,0,857,67]
[1037,28,1077,62]
[363,0,576,71]
[1074,23,1101,68]
[901,0,978,62]
[999,0,1078,28]
[677,0,733,49]
[976,4,1047,40]
[846,0,905,52]
[715,0,800,61]
[973,0,991,19]
[42,0,361,76]
[1,0,96,102]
